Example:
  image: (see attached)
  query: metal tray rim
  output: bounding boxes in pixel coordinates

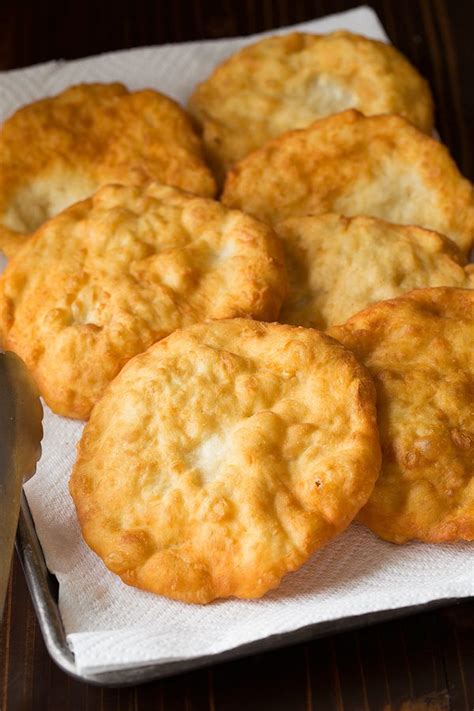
[16,493,467,688]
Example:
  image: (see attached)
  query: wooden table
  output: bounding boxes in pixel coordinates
[1,1,473,709]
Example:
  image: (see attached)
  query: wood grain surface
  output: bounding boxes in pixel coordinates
[0,1,473,709]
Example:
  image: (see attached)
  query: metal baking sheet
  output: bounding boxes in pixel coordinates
[16,493,461,688]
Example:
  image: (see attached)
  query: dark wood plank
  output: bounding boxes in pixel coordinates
[212,644,308,711]
[2,553,473,710]
[0,1,473,709]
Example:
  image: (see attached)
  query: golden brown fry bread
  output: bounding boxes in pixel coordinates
[222,110,474,255]
[276,214,474,329]
[0,83,216,256]
[190,31,433,179]
[330,288,474,544]
[69,318,381,603]
[0,183,286,419]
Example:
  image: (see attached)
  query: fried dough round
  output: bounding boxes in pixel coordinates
[0,183,286,420]
[0,83,216,257]
[189,31,433,180]
[277,214,474,329]
[69,318,381,603]
[330,288,474,543]
[222,110,474,255]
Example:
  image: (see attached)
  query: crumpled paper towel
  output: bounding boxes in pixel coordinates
[0,5,470,674]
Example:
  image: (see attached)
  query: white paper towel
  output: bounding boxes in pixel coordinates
[0,5,470,674]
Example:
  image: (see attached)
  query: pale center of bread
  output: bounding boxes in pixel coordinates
[192,430,234,485]
[213,240,236,264]
[301,74,355,116]
[3,171,97,233]
[334,164,432,227]
[270,75,355,134]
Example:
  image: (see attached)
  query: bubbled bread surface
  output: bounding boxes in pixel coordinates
[0,83,216,256]
[190,31,433,179]
[330,288,474,543]
[222,110,474,255]
[70,319,381,603]
[0,183,286,419]
[276,214,474,329]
